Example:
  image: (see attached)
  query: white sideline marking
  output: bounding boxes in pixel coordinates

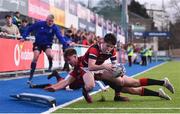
[41,90,101,114]
[131,62,167,78]
[42,62,169,114]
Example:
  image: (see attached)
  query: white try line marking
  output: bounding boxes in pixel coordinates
[42,62,169,114]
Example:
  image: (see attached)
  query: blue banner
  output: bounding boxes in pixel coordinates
[145,32,170,37]
[133,31,171,38]
[133,31,144,37]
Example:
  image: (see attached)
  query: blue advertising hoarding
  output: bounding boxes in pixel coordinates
[133,31,171,38]
[145,32,170,37]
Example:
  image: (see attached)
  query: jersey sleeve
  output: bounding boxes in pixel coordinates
[54,26,69,46]
[88,47,99,60]
[22,21,40,39]
[69,70,76,78]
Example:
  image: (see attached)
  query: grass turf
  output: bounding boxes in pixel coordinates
[54,61,180,113]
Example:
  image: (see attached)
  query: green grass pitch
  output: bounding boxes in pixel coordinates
[54,61,180,113]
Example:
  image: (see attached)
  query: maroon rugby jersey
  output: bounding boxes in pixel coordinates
[81,44,116,67]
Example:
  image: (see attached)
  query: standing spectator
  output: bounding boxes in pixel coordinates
[62,29,73,71]
[127,43,134,67]
[19,19,29,36]
[12,11,21,28]
[148,47,153,63]
[21,14,73,85]
[140,45,148,66]
[1,15,20,37]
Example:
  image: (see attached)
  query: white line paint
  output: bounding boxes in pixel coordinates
[41,90,101,114]
[42,62,169,114]
[131,62,167,78]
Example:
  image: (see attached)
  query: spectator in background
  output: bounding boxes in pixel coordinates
[71,28,80,44]
[96,36,103,44]
[1,15,20,37]
[127,42,134,67]
[148,47,153,63]
[140,45,148,66]
[82,32,89,45]
[61,28,65,36]
[82,36,88,45]
[12,11,21,28]
[62,29,73,72]
[28,18,36,26]
[26,18,37,36]
[87,32,96,45]
[19,19,29,36]
[92,37,98,44]
[133,45,141,65]
[74,30,83,44]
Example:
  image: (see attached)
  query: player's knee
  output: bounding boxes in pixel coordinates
[85,84,94,92]
[134,80,141,87]
[92,83,95,88]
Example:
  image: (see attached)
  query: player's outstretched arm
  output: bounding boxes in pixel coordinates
[45,75,75,92]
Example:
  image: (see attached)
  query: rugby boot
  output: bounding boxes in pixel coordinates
[159,88,171,100]
[163,77,175,94]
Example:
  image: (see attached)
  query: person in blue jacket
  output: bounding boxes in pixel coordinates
[21,14,73,85]
[19,19,29,36]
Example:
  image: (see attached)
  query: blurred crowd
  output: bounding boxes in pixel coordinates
[0,12,101,47]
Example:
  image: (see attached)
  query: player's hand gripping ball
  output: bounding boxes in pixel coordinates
[112,63,126,78]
